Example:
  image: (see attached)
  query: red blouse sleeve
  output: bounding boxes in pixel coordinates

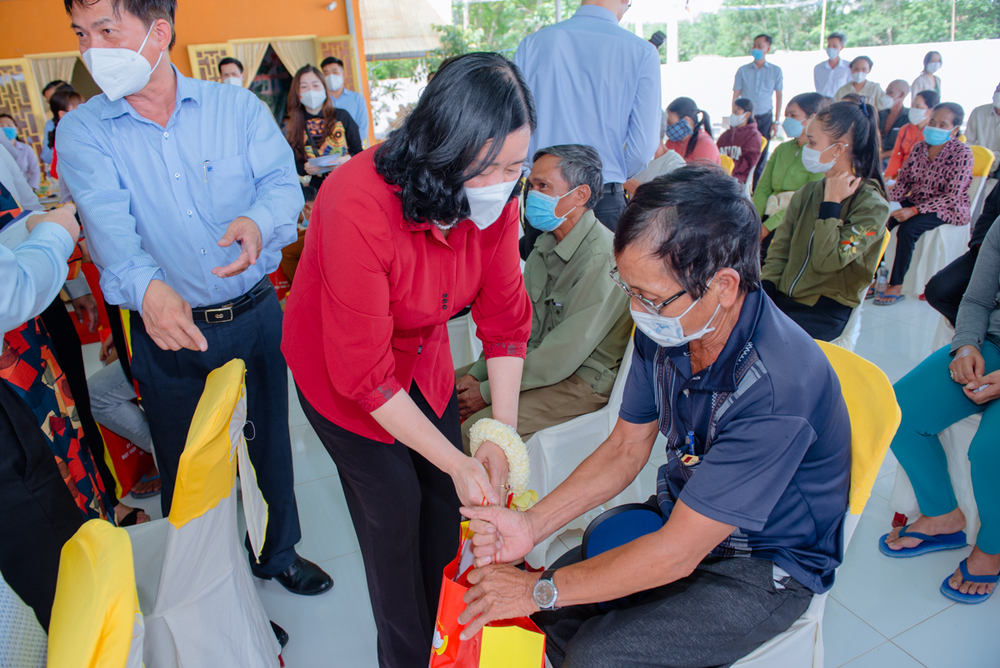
[313,187,403,413]
[471,200,532,360]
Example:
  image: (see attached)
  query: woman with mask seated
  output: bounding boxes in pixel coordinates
[885,90,941,180]
[761,100,889,341]
[663,97,720,166]
[716,98,763,185]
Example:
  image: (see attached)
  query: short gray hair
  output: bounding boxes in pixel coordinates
[887,79,911,96]
[532,145,604,209]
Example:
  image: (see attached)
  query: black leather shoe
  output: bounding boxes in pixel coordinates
[270,621,289,648]
[253,556,333,596]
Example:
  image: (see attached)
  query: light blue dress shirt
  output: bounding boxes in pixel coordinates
[56,66,301,313]
[40,119,54,165]
[733,60,783,116]
[514,5,662,184]
[330,87,370,145]
[1,222,74,334]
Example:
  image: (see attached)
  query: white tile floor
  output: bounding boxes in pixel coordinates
[83,296,1000,667]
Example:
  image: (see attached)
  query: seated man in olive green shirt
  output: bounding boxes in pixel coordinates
[456,145,632,450]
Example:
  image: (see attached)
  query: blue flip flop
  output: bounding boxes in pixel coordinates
[940,558,999,604]
[878,525,967,558]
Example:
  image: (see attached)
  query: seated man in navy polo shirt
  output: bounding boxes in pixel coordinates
[458,164,852,668]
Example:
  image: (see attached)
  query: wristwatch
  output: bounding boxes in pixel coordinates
[532,569,560,610]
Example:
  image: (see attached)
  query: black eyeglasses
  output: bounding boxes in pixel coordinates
[609,266,687,315]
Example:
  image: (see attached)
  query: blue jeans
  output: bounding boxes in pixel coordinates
[891,342,1000,554]
[128,286,300,574]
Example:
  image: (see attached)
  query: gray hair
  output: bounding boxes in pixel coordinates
[887,79,911,96]
[532,144,604,209]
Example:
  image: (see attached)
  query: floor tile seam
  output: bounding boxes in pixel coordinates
[886,601,957,641]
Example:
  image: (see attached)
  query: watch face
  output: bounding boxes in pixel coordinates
[533,579,557,608]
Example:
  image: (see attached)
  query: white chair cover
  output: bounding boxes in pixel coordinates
[889,413,981,546]
[447,313,484,370]
[884,223,970,296]
[524,339,644,568]
[830,284,871,352]
[0,572,47,668]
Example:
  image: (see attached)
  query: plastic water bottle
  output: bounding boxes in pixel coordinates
[875,265,888,296]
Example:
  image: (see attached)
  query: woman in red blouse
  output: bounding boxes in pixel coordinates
[282,53,534,666]
[878,102,974,306]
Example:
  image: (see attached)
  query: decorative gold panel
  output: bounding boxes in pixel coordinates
[315,36,362,95]
[186,43,232,83]
[0,58,45,161]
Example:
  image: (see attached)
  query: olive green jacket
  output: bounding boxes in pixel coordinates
[761,179,889,308]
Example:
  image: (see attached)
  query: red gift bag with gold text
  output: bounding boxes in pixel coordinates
[430,523,545,668]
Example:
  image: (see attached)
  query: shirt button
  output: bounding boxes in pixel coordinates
[174,173,180,179]
[214,286,219,291]
[187,210,193,216]
[682,389,690,397]
[201,248,207,255]
[163,131,169,138]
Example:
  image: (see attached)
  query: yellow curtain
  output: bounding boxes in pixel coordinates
[270,39,316,78]
[230,41,269,89]
[28,56,78,117]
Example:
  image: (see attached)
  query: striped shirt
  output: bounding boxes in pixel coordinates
[56,65,301,312]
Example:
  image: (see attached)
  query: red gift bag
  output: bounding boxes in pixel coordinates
[98,424,154,499]
[430,523,546,668]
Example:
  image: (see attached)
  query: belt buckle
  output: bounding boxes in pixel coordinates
[204,304,234,323]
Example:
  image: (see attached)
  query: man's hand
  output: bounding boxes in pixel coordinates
[950,345,985,386]
[474,441,509,502]
[890,206,918,223]
[457,375,488,419]
[27,203,79,241]
[213,216,262,279]
[824,172,861,204]
[70,294,99,333]
[461,504,536,567]
[964,370,1000,405]
[99,334,118,364]
[458,564,539,641]
[141,280,208,352]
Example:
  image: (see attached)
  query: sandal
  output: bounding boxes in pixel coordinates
[940,558,999,604]
[116,507,148,527]
[878,525,967,557]
[131,469,162,499]
[874,294,906,306]
[865,286,877,299]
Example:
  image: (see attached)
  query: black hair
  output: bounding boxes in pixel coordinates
[932,102,965,129]
[532,144,604,209]
[734,97,754,116]
[374,52,536,226]
[923,51,942,68]
[754,34,773,46]
[218,57,243,75]
[827,32,847,46]
[814,99,886,194]
[302,185,318,202]
[666,97,711,158]
[64,0,176,49]
[321,57,345,70]
[42,80,68,95]
[614,164,761,298]
[788,92,829,118]
[915,90,940,109]
[850,55,873,70]
[48,88,84,148]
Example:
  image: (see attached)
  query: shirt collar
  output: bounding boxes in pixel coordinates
[100,64,201,121]
[573,5,619,24]
[665,288,764,392]
[554,208,597,261]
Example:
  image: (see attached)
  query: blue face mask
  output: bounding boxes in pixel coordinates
[751,48,765,61]
[525,186,580,233]
[1,127,16,142]
[923,125,953,146]
[782,117,804,139]
[665,119,692,142]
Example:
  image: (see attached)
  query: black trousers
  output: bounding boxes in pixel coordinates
[0,380,84,631]
[128,286,301,575]
[886,201,949,287]
[593,183,627,232]
[298,384,463,668]
[925,248,978,326]
[763,282,853,341]
[752,112,773,189]
[40,298,120,506]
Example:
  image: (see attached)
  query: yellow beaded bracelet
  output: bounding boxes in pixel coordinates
[467,418,531,497]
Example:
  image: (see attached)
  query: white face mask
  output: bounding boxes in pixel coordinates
[728,112,747,128]
[908,107,927,125]
[826,47,840,60]
[851,71,867,84]
[463,179,518,230]
[325,74,344,92]
[880,94,896,109]
[223,76,243,86]
[300,89,327,111]
[82,21,163,102]
[802,143,844,174]
[926,62,942,74]
[630,292,721,349]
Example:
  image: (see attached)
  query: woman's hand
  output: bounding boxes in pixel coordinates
[824,172,861,204]
[950,345,985,386]
[474,440,509,502]
[449,454,500,507]
[304,161,322,176]
[964,370,1000,405]
[890,206,918,222]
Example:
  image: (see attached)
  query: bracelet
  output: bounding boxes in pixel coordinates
[468,418,531,497]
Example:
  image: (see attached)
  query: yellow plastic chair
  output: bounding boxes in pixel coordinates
[719,154,735,175]
[736,342,901,667]
[760,134,768,153]
[48,520,144,668]
[969,145,996,217]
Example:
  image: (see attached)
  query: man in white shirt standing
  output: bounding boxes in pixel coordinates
[814,32,851,99]
[967,81,1000,177]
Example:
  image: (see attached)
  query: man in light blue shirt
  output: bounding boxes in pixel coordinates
[58,0,331,607]
[322,56,370,146]
[514,0,662,232]
[733,34,783,188]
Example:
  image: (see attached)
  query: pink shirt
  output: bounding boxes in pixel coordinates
[666,130,721,166]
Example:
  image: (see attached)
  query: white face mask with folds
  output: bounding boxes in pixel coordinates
[82,21,163,101]
[851,71,867,84]
[630,280,721,348]
[300,89,327,111]
[223,76,243,86]
[463,179,518,230]
[325,74,344,92]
